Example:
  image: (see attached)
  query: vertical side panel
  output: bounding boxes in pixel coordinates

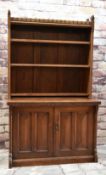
[9,106,13,168]
[8,11,11,98]
[88,17,94,96]
[87,109,95,150]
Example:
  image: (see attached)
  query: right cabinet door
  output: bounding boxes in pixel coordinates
[54,106,96,158]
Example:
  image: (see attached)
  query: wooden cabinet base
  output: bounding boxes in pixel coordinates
[8,98,100,167]
[11,156,96,167]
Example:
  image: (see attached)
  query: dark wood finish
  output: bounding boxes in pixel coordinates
[11,44,89,65]
[8,98,101,105]
[54,106,96,157]
[12,107,53,160]
[11,18,92,28]
[88,16,94,97]
[10,93,89,97]
[12,156,95,167]
[9,102,99,167]
[11,67,89,94]
[11,38,90,45]
[12,156,94,167]
[8,12,100,167]
[9,13,93,97]
[11,64,90,68]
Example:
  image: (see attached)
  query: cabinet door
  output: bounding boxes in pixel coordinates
[54,106,96,157]
[12,106,53,159]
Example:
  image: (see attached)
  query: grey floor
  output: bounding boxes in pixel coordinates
[0,149,106,175]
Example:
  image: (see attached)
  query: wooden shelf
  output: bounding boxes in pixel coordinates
[11,93,89,97]
[7,97,101,105]
[11,39,90,45]
[11,63,90,68]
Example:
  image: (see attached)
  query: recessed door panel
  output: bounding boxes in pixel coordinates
[19,111,31,152]
[54,106,95,157]
[12,107,53,159]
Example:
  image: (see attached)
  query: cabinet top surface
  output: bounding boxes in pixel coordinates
[10,16,94,28]
[7,98,101,105]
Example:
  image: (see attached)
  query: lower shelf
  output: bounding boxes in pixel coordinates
[11,92,89,97]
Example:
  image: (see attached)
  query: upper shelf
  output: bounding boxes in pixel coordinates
[11,39,90,45]
[11,63,90,68]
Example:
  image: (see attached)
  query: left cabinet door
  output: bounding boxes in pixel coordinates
[11,106,53,159]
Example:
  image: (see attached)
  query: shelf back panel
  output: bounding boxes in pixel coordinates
[11,25,91,42]
[11,43,89,65]
[11,67,89,94]
[11,67,33,93]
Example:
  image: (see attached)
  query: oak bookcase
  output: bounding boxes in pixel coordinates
[8,11,100,167]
